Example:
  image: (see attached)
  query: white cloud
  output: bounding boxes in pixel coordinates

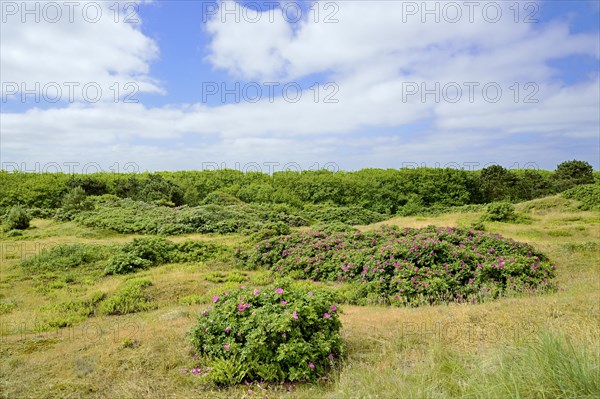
[0,0,161,101]
[1,0,599,170]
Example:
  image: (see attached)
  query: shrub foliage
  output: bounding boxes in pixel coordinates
[2,163,595,214]
[483,202,517,222]
[100,278,155,315]
[189,282,342,385]
[20,243,110,272]
[104,237,232,274]
[562,184,600,211]
[5,205,31,230]
[250,226,556,305]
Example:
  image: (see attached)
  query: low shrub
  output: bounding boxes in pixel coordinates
[73,200,315,235]
[312,222,358,234]
[483,202,516,222]
[302,204,388,225]
[249,225,556,305]
[562,184,600,211]
[21,243,110,272]
[104,237,233,274]
[119,236,175,264]
[469,220,486,231]
[26,207,56,219]
[251,221,291,241]
[100,278,155,315]
[170,240,232,263]
[104,253,153,275]
[5,229,24,237]
[202,191,243,206]
[5,205,31,230]
[188,281,343,385]
[75,200,255,235]
[56,187,95,221]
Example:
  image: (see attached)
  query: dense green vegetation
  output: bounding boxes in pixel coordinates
[6,205,31,230]
[20,243,110,272]
[249,225,556,305]
[562,184,600,211]
[1,187,598,398]
[104,237,232,274]
[1,161,596,217]
[189,281,342,385]
[0,161,598,397]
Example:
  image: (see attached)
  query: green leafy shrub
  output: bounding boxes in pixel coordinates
[6,205,31,230]
[104,237,233,274]
[66,175,108,196]
[202,191,243,205]
[55,187,94,221]
[256,204,308,227]
[552,160,594,192]
[75,200,254,235]
[562,184,600,211]
[250,225,556,306]
[396,194,425,216]
[312,222,358,234]
[251,221,292,241]
[100,278,155,315]
[483,202,517,222]
[170,240,232,263]
[114,174,184,205]
[21,244,110,272]
[25,207,55,219]
[302,204,388,225]
[5,229,23,237]
[104,253,153,274]
[91,194,121,204]
[120,237,175,264]
[188,281,343,385]
[469,220,486,231]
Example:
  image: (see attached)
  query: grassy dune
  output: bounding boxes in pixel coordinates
[1,196,598,398]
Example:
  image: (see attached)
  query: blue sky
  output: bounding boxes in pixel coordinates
[1,0,599,172]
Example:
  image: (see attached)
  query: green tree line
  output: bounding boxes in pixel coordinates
[0,161,596,214]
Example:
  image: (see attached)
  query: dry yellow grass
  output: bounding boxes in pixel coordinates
[1,200,599,398]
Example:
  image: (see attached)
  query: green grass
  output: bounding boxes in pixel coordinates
[0,196,598,399]
[329,331,599,399]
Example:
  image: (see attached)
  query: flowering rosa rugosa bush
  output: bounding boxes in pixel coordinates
[188,281,342,385]
[250,225,556,305]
